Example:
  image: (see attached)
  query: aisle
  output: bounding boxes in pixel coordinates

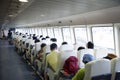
[0,40,39,80]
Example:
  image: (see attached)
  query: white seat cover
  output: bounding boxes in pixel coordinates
[77,49,95,68]
[111,58,120,80]
[57,50,77,71]
[59,44,74,51]
[84,59,111,80]
[94,48,108,59]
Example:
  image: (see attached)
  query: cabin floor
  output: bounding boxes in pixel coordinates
[0,39,40,80]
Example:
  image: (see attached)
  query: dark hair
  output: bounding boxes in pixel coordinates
[22,36,26,38]
[41,43,46,48]
[62,42,68,45]
[77,46,85,51]
[33,34,36,36]
[33,36,37,40]
[50,43,57,50]
[41,38,46,40]
[19,33,22,35]
[87,41,94,49]
[35,39,40,43]
[46,36,50,38]
[50,38,57,42]
[40,35,43,38]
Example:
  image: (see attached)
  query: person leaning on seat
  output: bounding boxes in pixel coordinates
[72,54,94,80]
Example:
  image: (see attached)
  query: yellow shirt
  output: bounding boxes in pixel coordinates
[72,68,85,80]
[46,50,58,71]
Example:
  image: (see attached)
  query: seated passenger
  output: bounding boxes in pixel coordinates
[46,43,58,71]
[44,43,58,80]
[37,43,46,61]
[86,41,94,49]
[32,43,46,75]
[72,54,94,80]
[32,34,36,40]
[103,53,117,60]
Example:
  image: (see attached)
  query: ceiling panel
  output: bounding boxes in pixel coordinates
[6,0,120,26]
[0,0,11,26]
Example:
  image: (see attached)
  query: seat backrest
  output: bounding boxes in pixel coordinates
[94,48,108,59]
[84,59,111,80]
[59,44,74,51]
[25,38,31,48]
[41,45,51,71]
[34,42,41,56]
[57,50,77,72]
[77,49,95,68]
[21,38,27,48]
[27,39,34,50]
[111,58,120,80]
[43,45,51,53]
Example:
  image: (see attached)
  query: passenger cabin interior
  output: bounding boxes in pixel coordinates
[0,0,120,80]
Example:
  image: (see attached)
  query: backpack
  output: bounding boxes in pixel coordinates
[63,56,79,74]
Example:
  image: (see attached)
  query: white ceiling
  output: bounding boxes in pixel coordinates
[5,0,120,27]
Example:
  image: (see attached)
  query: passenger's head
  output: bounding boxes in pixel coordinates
[33,34,36,36]
[33,36,37,40]
[41,38,46,40]
[22,36,26,38]
[103,53,117,60]
[46,36,50,38]
[40,35,43,38]
[50,38,57,42]
[86,41,94,49]
[82,54,94,64]
[77,46,85,51]
[41,43,46,49]
[50,43,57,51]
[61,42,68,45]
[34,39,40,43]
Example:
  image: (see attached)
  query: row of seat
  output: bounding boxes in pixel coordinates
[84,58,120,80]
[12,32,120,80]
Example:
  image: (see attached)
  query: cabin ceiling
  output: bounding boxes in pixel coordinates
[0,0,120,28]
[0,0,33,28]
[0,0,11,27]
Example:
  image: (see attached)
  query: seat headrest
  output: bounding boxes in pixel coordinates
[91,59,111,77]
[84,59,111,80]
[59,45,73,51]
[44,45,51,53]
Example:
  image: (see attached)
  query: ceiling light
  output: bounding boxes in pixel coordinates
[41,15,45,17]
[8,14,14,17]
[19,0,28,2]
